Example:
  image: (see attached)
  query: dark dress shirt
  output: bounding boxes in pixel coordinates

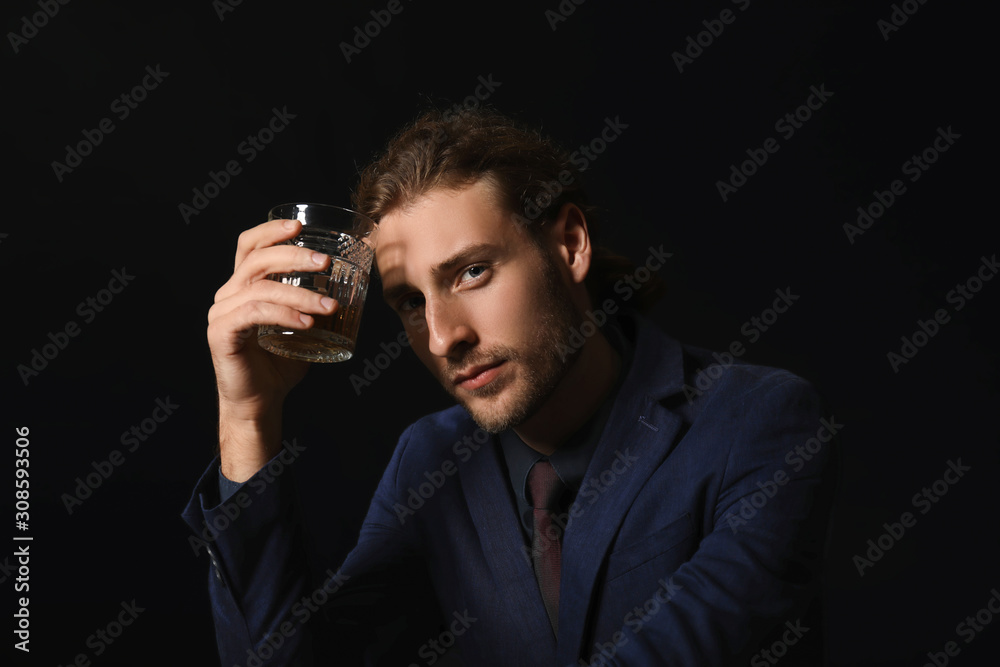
[499,319,633,539]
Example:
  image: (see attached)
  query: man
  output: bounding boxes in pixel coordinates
[184,107,837,665]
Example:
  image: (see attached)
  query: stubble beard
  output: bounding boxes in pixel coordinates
[445,252,582,434]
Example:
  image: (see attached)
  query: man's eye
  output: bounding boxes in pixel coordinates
[398,295,425,312]
[460,265,487,282]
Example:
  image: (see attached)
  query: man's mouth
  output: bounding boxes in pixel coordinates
[452,361,505,390]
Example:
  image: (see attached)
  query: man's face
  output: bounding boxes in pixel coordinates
[375,180,581,433]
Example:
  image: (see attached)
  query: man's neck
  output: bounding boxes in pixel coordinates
[514,330,621,456]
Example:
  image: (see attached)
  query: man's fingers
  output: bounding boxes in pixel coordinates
[210,280,339,327]
[216,244,330,303]
[208,296,338,355]
[233,218,303,271]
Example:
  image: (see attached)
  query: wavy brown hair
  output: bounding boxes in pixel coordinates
[352,106,664,311]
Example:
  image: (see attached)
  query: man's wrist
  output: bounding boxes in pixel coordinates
[218,405,282,482]
[218,466,244,503]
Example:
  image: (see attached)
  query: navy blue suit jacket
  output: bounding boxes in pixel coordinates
[183,312,837,666]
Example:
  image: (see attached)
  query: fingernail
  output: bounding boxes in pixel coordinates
[320,297,335,310]
[311,252,326,265]
[299,313,312,326]
[284,219,298,230]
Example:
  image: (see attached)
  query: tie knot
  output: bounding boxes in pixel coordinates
[527,460,566,510]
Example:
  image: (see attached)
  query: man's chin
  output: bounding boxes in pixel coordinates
[454,383,533,434]
[463,404,526,435]
[453,347,578,434]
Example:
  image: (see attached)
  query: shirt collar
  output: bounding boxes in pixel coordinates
[499,316,634,525]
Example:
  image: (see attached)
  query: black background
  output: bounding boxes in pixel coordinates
[2,0,996,665]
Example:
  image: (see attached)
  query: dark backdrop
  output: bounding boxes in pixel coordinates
[3,1,996,665]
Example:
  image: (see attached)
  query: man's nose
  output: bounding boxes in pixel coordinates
[424,298,476,358]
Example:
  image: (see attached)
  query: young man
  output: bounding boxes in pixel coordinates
[184,108,837,665]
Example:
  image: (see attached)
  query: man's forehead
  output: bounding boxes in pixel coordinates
[374,181,525,286]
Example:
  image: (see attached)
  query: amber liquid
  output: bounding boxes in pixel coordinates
[258,253,372,363]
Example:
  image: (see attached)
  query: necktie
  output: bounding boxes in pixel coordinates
[527,459,567,635]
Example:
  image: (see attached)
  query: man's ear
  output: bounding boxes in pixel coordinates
[547,202,592,286]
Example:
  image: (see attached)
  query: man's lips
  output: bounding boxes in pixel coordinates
[453,361,505,390]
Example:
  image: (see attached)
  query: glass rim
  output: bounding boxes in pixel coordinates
[267,202,376,227]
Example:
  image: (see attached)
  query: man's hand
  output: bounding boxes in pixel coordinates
[207,218,338,481]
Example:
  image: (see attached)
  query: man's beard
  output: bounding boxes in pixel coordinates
[441,251,582,434]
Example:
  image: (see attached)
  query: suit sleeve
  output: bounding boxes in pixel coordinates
[604,374,838,666]
[181,425,441,666]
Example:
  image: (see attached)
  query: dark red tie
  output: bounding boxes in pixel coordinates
[527,460,566,635]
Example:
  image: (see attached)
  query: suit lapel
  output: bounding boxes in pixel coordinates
[457,314,687,664]
[558,315,687,663]
[461,432,558,661]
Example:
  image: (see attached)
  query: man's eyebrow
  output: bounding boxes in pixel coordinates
[381,242,504,303]
[433,242,503,276]
[382,282,411,304]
